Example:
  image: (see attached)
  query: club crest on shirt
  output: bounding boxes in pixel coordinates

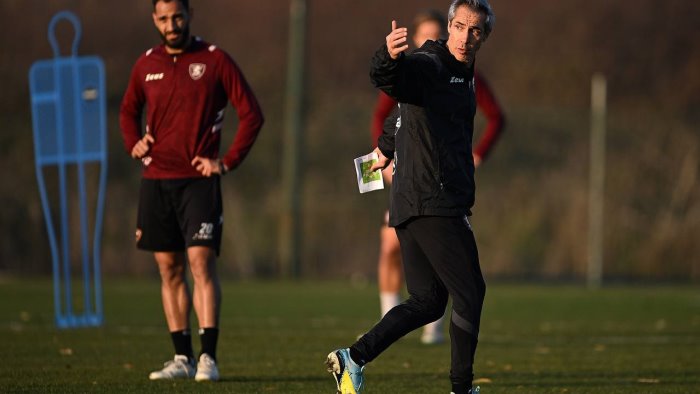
[189,63,206,80]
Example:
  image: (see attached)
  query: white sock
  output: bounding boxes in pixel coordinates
[423,314,445,336]
[380,292,401,317]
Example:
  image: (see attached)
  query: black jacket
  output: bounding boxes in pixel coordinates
[371,39,477,227]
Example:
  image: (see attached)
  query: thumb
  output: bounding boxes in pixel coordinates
[391,20,397,31]
[144,134,155,144]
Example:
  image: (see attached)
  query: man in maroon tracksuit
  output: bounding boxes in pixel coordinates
[120,0,263,381]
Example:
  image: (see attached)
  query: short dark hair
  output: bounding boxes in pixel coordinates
[152,0,190,10]
[413,9,448,38]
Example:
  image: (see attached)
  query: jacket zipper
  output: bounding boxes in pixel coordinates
[435,147,443,191]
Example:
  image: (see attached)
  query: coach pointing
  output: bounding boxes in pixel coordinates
[326,1,494,393]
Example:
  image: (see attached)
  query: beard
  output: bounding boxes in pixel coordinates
[159,24,191,50]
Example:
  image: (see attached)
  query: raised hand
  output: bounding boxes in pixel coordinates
[386,20,409,60]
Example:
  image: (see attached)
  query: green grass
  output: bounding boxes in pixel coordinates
[0,279,698,393]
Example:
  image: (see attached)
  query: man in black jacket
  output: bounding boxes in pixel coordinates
[326,1,494,393]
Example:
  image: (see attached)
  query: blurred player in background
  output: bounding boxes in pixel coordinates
[119,0,264,382]
[371,9,505,345]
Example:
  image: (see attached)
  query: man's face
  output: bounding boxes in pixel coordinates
[413,20,442,48]
[152,0,191,51]
[446,6,487,65]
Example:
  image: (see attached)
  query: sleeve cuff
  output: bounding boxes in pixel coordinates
[377,140,394,159]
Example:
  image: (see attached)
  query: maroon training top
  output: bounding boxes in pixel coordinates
[120,37,264,179]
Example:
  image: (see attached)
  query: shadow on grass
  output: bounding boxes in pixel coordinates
[219,374,327,383]
[477,370,700,389]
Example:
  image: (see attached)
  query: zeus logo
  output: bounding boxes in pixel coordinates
[450,77,465,83]
[145,73,164,82]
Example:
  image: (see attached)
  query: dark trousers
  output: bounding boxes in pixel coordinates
[352,215,486,385]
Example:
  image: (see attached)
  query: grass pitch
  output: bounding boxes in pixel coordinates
[0,279,698,393]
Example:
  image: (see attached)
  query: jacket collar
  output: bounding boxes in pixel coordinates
[420,39,473,75]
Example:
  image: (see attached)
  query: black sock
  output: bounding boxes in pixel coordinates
[199,327,219,361]
[349,347,366,367]
[170,330,194,360]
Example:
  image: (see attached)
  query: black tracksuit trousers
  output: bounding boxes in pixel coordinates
[352,215,486,386]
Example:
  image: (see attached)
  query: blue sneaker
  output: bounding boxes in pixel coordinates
[325,348,365,394]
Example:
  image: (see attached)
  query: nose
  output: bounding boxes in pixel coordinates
[460,31,470,45]
[466,31,475,43]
